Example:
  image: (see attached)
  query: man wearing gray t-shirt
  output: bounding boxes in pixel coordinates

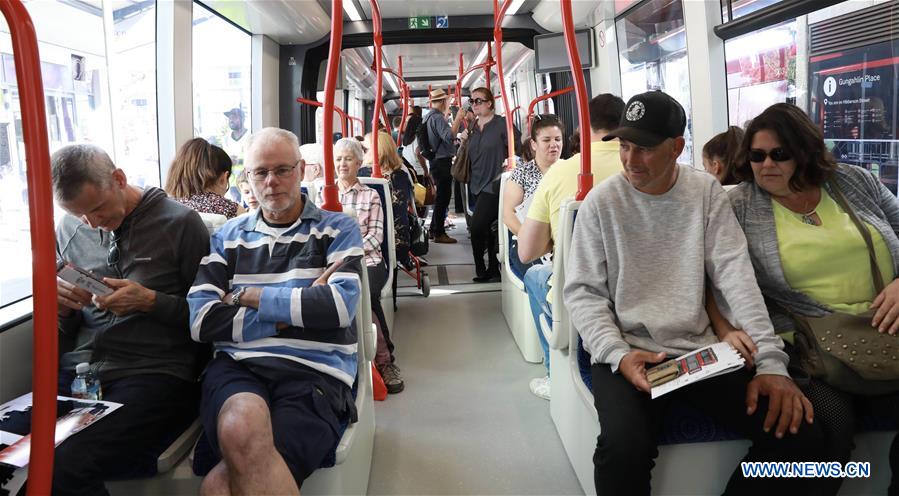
[563,91,826,495]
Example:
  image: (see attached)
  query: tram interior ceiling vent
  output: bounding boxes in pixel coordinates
[809,0,899,57]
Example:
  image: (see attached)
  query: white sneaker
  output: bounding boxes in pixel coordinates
[529,376,551,400]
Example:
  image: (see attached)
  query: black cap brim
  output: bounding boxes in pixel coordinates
[602,127,667,147]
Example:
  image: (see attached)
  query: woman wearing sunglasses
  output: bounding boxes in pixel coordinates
[717,103,899,495]
[460,87,521,283]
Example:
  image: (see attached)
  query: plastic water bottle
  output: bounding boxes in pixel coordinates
[70,362,102,401]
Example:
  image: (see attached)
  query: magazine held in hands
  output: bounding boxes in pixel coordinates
[646,342,746,399]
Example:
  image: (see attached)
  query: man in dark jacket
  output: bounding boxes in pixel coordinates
[53,144,209,495]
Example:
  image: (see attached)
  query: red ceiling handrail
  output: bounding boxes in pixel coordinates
[427,84,432,108]
[0,2,56,494]
[368,0,384,178]
[526,86,573,135]
[320,0,344,212]
[493,0,515,171]
[485,43,493,89]
[296,97,349,138]
[561,0,592,200]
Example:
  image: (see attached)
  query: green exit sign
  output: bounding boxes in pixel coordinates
[408,16,432,29]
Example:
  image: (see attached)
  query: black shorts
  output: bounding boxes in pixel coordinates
[200,354,343,485]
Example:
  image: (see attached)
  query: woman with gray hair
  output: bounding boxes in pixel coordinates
[328,137,405,394]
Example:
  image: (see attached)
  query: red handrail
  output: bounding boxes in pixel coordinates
[320,0,344,212]
[368,0,384,178]
[427,84,432,108]
[493,0,515,171]
[526,86,573,135]
[561,0,592,200]
[0,2,55,494]
[395,56,407,146]
[296,97,349,138]
[485,43,493,89]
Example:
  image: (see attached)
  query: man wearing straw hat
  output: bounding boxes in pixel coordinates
[425,88,465,244]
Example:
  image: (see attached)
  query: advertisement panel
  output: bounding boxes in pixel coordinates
[809,40,899,194]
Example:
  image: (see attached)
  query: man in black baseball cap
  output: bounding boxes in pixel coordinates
[601,90,687,195]
[567,88,822,495]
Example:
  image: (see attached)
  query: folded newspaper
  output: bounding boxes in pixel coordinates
[0,393,122,495]
[647,342,746,399]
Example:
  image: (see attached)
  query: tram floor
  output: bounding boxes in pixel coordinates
[369,222,582,495]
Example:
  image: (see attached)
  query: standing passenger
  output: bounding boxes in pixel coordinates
[52,144,209,495]
[189,128,364,494]
[460,87,521,282]
[425,89,465,244]
[563,91,825,495]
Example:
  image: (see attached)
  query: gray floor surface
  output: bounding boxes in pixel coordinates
[368,220,582,495]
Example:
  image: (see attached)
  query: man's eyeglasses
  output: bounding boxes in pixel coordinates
[748,148,792,163]
[247,165,297,182]
[470,98,490,106]
[107,231,119,268]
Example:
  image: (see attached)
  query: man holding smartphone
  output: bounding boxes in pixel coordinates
[52,144,209,495]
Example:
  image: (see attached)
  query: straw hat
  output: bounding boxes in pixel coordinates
[429,89,449,102]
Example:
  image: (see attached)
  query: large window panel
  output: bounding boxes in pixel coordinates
[192,2,251,172]
[724,20,798,127]
[0,1,158,309]
[616,0,693,164]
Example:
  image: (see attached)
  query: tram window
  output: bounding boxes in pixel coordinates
[192,2,251,167]
[616,0,693,164]
[724,20,798,127]
[720,0,784,23]
[0,0,159,310]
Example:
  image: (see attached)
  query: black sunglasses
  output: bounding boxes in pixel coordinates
[748,148,792,163]
[107,231,119,268]
[470,98,491,105]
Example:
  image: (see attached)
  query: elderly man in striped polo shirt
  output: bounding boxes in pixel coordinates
[188,127,364,495]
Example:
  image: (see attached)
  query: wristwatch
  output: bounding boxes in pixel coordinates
[230,287,247,306]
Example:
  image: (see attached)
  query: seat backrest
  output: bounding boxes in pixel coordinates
[197,212,228,236]
[358,177,396,299]
[549,198,580,351]
[498,172,511,262]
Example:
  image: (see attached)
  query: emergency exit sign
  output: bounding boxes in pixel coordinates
[408,16,432,29]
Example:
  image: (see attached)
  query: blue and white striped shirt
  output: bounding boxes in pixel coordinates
[188,196,365,386]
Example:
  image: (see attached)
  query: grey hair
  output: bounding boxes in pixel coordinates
[245,127,301,165]
[334,137,364,163]
[51,144,116,202]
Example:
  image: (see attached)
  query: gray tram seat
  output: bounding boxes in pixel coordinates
[549,200,897,495]
[358,177,396,339]
[497,172,542,363]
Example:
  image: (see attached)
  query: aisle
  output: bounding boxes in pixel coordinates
[368,222,581,495]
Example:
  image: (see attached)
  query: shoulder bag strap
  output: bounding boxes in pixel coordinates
[828,179,885,293]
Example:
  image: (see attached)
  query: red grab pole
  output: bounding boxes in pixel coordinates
[526,86,574,135]
[320,0,344,212]
[493,0,515,171]
[368,0,384,179]
[0,2,56,494]
[428,84,432,108]
[485,43,493,90]
[561,0,592,200]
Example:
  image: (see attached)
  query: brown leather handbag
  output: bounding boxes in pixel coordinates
[789,181,899,395]
[451,140,471,184]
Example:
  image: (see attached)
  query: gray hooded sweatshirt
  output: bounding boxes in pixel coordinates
[56,187,210,383]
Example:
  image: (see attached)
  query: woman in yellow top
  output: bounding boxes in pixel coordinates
[721,103,899,496]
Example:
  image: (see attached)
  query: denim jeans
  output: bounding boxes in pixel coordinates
[524,263,553,375]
